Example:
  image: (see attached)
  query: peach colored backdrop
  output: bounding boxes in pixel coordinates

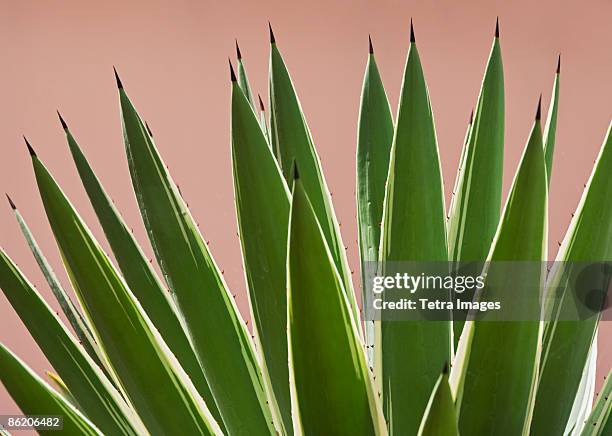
[1,0,610,418]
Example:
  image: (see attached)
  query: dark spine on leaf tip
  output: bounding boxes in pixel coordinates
[258,95,265,111]
[368,35,374,54]
[292,159,300,180]
[536,95,542,120]
[6,194,16,210]
[269,23,276,44]
[24,136,36,157]
[113,67,123,89]
[229,59,237,82]
[495,17,500,38]
[235,40,242,60]
[57,111,68,130]
[556,55,561,74]
[410,19,415,43]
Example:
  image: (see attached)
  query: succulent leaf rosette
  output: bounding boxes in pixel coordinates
[1,20,610,436]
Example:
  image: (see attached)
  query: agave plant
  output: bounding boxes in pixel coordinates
[0,20,610,436]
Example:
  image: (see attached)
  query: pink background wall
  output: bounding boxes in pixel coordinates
[1,0,610,418]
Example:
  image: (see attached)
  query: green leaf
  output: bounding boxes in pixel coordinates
[0,343,102,436]
[31,153,222,435]
[231,79,292,433]
[448,110,474,217]
[236,42,255,109]
[417,366,459,436]
[567,339,597,434]
[447,33,504,262]
[287,178,387,435]
[581,368,612,435]
[544,57,560,184]
[10,202,103,371]
[454,111,547,435]
[448,111,473,347]
[447,111,475,341]
[0,245,144,435]
[46,371,79,407]
[269,36,359,323]
[60,118,225,431]
[377,33,450,435]
[531,122,612,435]
[269,90,281,161]
[447,33,504,345]
[356,42,394,365]
[117,80,277,435]
[448,111,474,247]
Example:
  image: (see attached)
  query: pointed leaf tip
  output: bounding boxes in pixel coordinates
[410,19,415,43]
[291,159,300,180]
[556,54,561,74]
[536,94,542,120]
[229,59,237,82]
[145,121,153,137]
[258,94,265,111]
[469,109,474,124]
[442,361,449,375]
[113,67,123,89]
[57,111,68,130]
[6,194,16,210]
[368,35,373,54]
[495,17,500,38]
[268,22,276,44]
[235,40,242,60]
[23,136,36,157]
